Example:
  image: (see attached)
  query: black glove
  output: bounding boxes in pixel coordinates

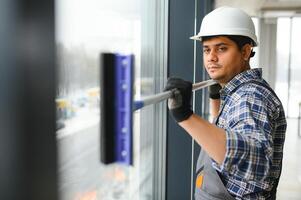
[164,77,193,122]
[208,83,222,99]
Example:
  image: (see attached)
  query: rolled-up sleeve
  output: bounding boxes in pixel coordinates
[213,93,274,182]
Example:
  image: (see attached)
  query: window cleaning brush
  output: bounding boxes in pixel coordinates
[100,53,216,165]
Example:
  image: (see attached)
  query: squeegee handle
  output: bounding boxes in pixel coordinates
[133,79,217,111]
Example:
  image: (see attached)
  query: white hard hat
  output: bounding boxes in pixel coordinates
[190,6,258,46]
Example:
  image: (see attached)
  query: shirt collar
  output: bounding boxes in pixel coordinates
[221,68,263,96]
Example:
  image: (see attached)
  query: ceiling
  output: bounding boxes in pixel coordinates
[215,0,301,17]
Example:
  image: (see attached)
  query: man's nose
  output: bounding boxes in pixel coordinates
[207,50,218,62]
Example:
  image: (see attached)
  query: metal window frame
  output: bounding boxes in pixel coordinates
[140,0,169,199]
[166,0,213,199]
[152,1,169,199]
[0,0,58,199]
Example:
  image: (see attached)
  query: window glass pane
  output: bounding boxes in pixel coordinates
[275,17,290,114]
[289,17,301,117]
[55,0,159,199]
[250,17,259,68]
[275,17,301,117]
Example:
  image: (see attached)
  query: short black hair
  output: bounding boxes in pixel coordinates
[202,35,256,57]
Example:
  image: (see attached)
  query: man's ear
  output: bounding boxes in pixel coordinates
[242,44,252,60]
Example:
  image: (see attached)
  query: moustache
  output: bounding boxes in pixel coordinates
[206,64,222,69]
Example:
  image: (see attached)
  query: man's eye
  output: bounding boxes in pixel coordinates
[203,49,210,54]
[218,47,227,52]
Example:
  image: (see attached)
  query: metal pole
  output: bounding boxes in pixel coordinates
[133,79,217,111]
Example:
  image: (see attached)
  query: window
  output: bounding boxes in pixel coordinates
[250,17,259,69]
[55,0,168,199]
[275,17,301,118]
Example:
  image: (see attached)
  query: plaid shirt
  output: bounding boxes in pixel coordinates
[212,68,287,199]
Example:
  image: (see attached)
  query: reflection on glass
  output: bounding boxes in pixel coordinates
[55,0,151,199]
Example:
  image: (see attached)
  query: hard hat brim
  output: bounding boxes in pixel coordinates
[189,34,258,47]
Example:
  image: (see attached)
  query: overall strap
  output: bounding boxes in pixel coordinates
[215,79,281,124]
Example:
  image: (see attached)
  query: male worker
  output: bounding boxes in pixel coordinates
[164,7,287,200]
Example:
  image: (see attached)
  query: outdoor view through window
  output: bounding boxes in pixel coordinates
[55,0,156,199]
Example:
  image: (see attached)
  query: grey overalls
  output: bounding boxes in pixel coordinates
[194,149,235,200]
[194,80,281,200]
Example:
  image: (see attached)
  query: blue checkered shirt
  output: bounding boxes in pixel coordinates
[212,68,287,199]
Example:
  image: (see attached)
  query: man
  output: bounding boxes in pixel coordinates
[164,7,287,200]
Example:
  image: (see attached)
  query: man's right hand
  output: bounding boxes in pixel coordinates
[164,77,193,123]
